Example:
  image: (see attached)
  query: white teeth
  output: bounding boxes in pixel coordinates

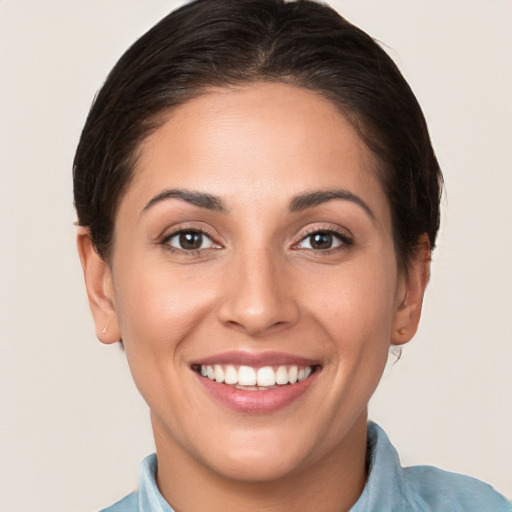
[199,363,315,388]
[275,365,289,385]
[224,365,238,385]
[238,366,257,386]
[214,365,224,383]
[257,366,276,387]
[297,366,312,382]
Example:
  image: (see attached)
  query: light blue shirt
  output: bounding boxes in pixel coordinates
[101,422,510,511]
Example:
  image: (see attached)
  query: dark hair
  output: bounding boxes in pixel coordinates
[73,0,442,270]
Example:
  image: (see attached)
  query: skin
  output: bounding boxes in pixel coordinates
[78,82,430,512]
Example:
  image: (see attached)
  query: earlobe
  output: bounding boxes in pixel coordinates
[76,227,121,344]
[391,235,431,346]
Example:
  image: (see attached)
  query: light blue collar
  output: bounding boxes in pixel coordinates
[104,422,510,512]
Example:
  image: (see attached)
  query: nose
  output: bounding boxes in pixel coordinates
[217,248,300,336]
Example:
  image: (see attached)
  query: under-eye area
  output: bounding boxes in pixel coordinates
[191,364,321,390]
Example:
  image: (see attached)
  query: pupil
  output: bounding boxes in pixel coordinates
[311,232,332,249]
[180,231,202,250]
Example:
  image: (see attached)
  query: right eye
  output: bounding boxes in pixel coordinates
[163,230,217,252]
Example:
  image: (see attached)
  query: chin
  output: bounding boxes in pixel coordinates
[188,422,326,484]
[208,448,308,484]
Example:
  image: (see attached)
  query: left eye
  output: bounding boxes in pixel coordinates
[165,230,216,251]
[296,231,345,250]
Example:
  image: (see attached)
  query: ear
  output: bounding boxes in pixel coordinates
[391,234,431,346]
[76,227,121,344]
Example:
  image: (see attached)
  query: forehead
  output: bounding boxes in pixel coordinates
[124,82,389,222]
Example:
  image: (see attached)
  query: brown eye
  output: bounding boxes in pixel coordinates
[180,231,203,249]
[165,230,215,251]
[310,232,334,249]
[297,230,347,250]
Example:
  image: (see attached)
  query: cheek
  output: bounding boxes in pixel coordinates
[113,265,219,356]
[112,268,218,417]
[304,258,398,346]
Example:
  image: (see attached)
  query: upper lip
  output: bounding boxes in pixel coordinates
[190,350,321,368]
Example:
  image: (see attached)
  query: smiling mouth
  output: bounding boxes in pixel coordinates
[191,364,319,390]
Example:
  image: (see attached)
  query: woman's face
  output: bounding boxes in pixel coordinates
[86,82,424,483]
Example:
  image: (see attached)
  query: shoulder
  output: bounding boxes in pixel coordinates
[403,465,511,512]
[364,423,510,512]
[99,491,138,512]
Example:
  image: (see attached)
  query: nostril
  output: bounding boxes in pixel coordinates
[215,265,301,335]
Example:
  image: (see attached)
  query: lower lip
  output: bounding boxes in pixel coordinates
[195,371,319,413]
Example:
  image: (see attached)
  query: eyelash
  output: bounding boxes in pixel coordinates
[160,227,220,255]
[293,227,353,252]
[160,225,352,256]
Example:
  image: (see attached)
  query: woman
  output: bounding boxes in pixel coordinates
[73,0,510,510]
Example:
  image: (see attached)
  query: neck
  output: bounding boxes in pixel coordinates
[152,412,368,512]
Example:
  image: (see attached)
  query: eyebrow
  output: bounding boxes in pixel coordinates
[141,188,228,215]
[289,189,374,218]
[141,187,373,218]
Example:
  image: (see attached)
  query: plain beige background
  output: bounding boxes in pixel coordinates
[0,1,511,510]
